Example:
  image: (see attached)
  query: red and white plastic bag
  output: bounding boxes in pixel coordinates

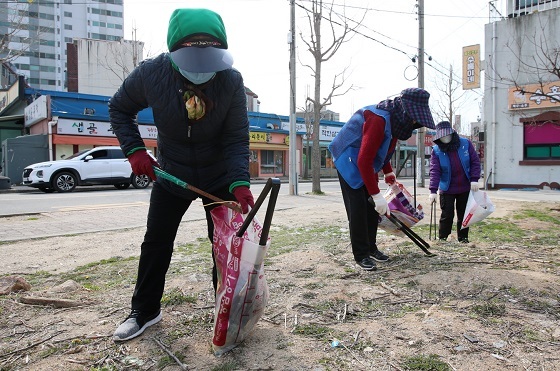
[461,190,495,229]
[210,205,270,356]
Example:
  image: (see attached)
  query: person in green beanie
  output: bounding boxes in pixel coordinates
[109,8,254,342]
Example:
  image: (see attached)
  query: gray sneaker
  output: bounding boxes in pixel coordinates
[113,309,162,342]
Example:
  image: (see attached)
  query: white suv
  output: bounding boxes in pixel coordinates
[22,146,152,193]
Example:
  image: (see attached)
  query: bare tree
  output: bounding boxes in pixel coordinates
[490,15,560,107]
[431,64,470,134]
[96,39,144,82]
[0,4,45,64]
[298,0,362,193]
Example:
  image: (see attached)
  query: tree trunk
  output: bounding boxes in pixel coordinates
[311,3,322,194]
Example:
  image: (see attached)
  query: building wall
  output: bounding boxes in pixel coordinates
[73,39,143,96]
[483,7,560,189]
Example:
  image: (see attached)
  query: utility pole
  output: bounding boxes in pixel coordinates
[416,0,426,187]
[132,25,138,68]
[288,0,298,195]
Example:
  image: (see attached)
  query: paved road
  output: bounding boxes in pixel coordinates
[0,179,558,243]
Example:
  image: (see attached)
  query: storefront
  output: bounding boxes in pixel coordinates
[249,131,291,178]
[248,112,304,179]
[22,90,156,163]
[6,88,359,183]
[11,89,309,182]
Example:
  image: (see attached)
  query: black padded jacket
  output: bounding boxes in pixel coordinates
[108,53,250,199]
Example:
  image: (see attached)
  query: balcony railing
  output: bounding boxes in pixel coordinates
[507,0,560,18]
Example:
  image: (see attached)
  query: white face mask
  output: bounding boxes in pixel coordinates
[178,69,215,85]
[439,134,452,144]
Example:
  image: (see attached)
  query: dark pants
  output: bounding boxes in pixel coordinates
[439,191,470,241]
[337,171,380,262]
[131,181,236,314]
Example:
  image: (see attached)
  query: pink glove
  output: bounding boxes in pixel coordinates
[128,149,159,181]
[384,172,396,185]
[233,186,255,213]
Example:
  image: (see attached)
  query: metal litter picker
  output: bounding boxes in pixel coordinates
[429,200,437,241]
[369,197,435,257]
[153,167,242,213]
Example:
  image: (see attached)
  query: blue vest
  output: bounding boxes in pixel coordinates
[328,105,392,189]
[432,137,471,191]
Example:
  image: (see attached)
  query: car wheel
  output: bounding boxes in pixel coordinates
[52,172,77,192]
[132,174,151,189]
[114,183,131,190]
[39,187,55,193]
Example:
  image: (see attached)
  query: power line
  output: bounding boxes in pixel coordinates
[298,0,490,20]
[295,2,414,59]
[301,1,484,96]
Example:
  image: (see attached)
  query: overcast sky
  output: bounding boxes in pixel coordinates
[123,0,505,130]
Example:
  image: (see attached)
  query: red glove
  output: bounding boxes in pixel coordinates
[127,149,159,181]
[384,172,396,185]
[232,186,254,213]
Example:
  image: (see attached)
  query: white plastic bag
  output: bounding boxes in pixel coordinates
[461,190,495,229]
[210,205,270,356]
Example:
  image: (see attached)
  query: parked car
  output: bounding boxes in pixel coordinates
[22,146,153,193]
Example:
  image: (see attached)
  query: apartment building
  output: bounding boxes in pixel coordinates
[0,0,124,91]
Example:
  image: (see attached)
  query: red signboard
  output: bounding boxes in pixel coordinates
[424,134,433,146]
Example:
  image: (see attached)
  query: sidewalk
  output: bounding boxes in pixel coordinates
[1,179,558,243]
[0,176,333,194]
[0,183,343,243]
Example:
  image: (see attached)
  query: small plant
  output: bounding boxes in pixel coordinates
[391,303,422,318]
[302,291,317,299]
[523,327,545,342]
[293,324,336,339]
[514,209,560,225]
[82,282,100,291]
[470,301,506,317]
[157,355,175,369]
[161,287,197,306]
[401,354,451,371]
[304,282,324,290]
[500,284,521,296]
[476,219,526,243]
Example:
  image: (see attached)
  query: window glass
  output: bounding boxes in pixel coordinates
[524,121,560,159]
[526,146,550,158]
[260,150,284,174]
[90,150,109,160]
[110,149,126,159]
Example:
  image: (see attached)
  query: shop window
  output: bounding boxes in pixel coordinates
[524,121,560,159]
[261,150,284,175]
[303,148,331,169]
[321,148,328,168]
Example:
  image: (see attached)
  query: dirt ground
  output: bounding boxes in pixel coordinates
[0,195,559,370]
